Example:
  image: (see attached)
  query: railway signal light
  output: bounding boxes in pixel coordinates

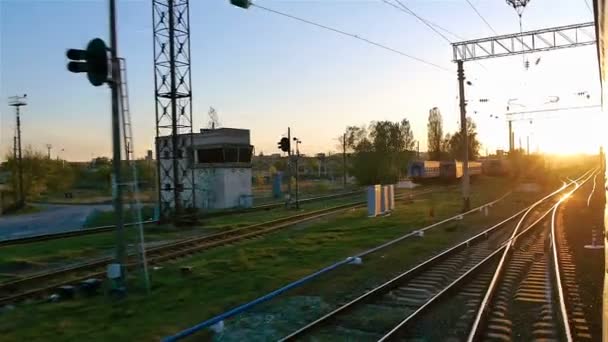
[230,0,251,9]
[278,137,290,152]
[66,38,110,86]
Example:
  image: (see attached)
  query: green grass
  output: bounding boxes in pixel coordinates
[0,176,533,341]
[83,206,156,228]
[0,193,372,276]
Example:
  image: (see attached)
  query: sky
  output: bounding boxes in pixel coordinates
[0,0,602,161]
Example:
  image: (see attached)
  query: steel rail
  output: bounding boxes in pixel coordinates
[280,205,527,340]
[378,187,574,341]
[163,188,514,341]
[465,170,594,341]
[282,175,580,341]
[0,190,367,247]
[587,172,598,207]
[549,173,596,342]
[0,189,434,305]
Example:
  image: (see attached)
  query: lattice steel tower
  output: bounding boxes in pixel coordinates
[152,0,195,218]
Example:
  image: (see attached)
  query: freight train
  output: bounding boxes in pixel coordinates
[408,160,483,182]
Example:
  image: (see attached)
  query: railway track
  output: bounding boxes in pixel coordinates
[0,190,367,247]
[0,188,434,306]
[551,176,596,340]
[463,173,592,342]
[280,171,593,341]
[373,172,594,342]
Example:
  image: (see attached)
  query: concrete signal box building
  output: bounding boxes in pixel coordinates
[157,128,254,211]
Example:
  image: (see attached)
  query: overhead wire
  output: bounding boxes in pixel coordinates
[583,0,593,15]
[250,3,451,72]
[381,0,497,73]
[464,0,498,35]
[381,0,517,97]
[380,0,455,43]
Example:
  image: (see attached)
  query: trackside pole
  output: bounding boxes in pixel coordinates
[457,60,470,212]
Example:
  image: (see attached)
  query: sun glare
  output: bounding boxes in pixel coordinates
[513,111,605,155]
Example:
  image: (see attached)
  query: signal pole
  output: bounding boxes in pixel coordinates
[342,133,346,189]
[9,94,26,208]
[508,120,513,152]
[293,137,301,209]
[287,127,292,205]
[109,0,126,288]
[46,144,52,159]
[457,60,470,212]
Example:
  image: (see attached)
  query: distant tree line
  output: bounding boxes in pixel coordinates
[427,107,481,161]
[3,147,75,198]
[342,107,481,186]
[2,148,157,201]
[341,119,416,185]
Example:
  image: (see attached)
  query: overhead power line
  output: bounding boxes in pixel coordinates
[464,0,498,35]
[381,0,460,43]
[583,0,593,15]
[251,3,451,72]
[380,0,500,76]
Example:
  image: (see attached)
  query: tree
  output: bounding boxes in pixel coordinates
[134,159,156,189]
[92,156,111,167]
[400,118,416,151]
[447,117,481,160]
[273,158,287,172]
[305,157,320,177]
[427,107,444,160]
[4,146,75,199]
[349,119,416,185]
[336,125,367,185]
[442,133,452,159]
[338,125,367,153]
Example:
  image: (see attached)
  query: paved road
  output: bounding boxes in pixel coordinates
[0,204,112,240]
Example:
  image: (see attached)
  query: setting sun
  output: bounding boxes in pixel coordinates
[478,108,605,155]
[528,111,605,155]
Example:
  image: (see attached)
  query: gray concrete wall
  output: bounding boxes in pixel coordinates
[193,167,252,209]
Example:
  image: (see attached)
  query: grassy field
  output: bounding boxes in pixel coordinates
[83,206,156,228]
[0,191,376,277]
[252,179,352,204]
[0,176,541,341]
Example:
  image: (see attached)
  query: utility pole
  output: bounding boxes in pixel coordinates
[519,137,522,151]
[293,137,301,209]
[12,135,17,204]
[46,144,52,159]
[508,120,513,153]
[13,136,17,160]
[417,141,420,159]
[457,60,470,212]
[342,133,347,189]
[9,94,26,208]
[287,127,292,205]
[109,0,126,289]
